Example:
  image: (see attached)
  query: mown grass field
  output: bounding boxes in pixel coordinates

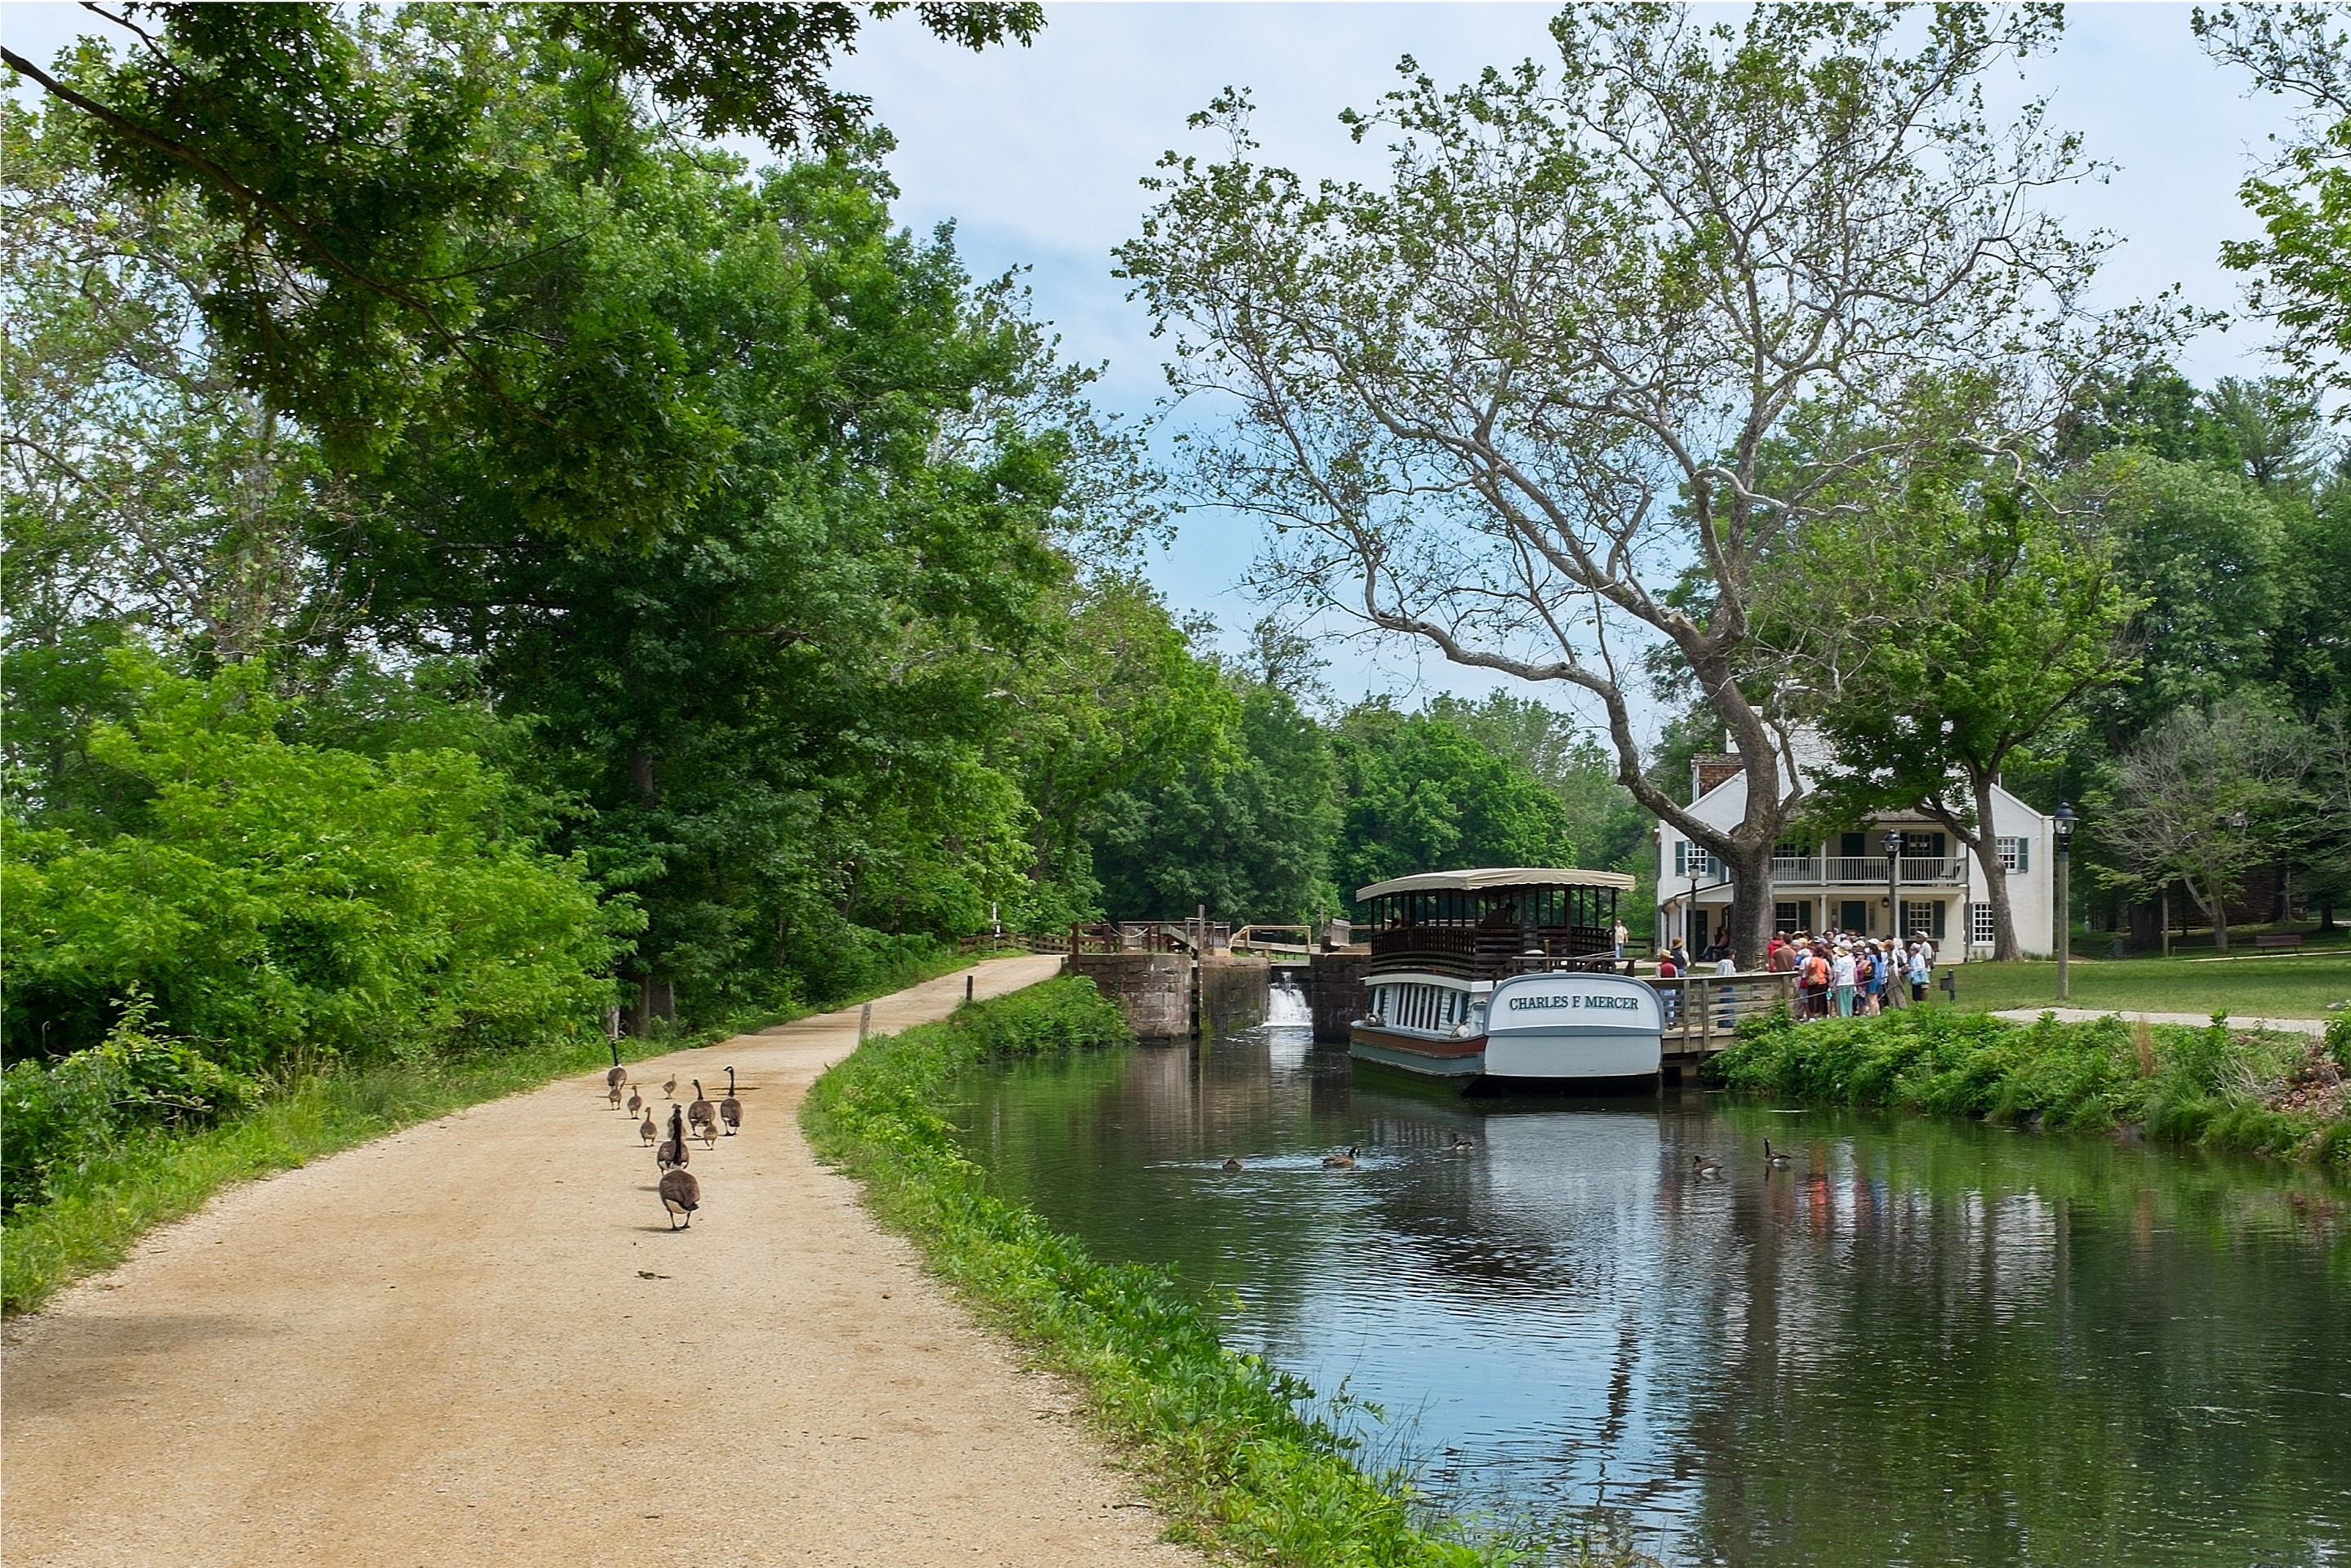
[1944,950,2351,1019]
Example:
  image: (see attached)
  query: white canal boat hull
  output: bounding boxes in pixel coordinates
[1349,971,1664,1087]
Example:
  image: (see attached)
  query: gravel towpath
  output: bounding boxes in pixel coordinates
[1989,1006,2333,1038]
[2,955,1199,1568]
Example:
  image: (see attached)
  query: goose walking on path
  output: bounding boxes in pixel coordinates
[687,1081,717,1140]
[1322,1147,1359,1170]
[656,1106,688,1171]
[626,1083,644,1116]
[659,1164,700,1229]
[607,1082,624,1111]
[662,1074,678,1100]
[606,1042,628,1092]
[639,1109,659,1147]
[720,1067,742,1136]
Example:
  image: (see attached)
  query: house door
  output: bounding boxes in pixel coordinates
[1839,899,1870,935]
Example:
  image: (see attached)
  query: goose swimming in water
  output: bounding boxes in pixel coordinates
[1763,1139,1790,1169]
[1691,1154,1723,1179]
[1220,1157,1243,1173]
[1321,1146,1359,1170]
[1449,1133,1476,1152]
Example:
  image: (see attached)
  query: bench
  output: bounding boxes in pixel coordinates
[2253,932,2304,950]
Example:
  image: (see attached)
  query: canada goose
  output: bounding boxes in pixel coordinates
[1449,1133,1476,1152]
[627,1083,644,1115]
[687,1080,716,1138]
[1691,1154,1723,1179]
[1763,1139,1790,1169]
[660,1165,700,1229]
[607,1082,624,1111]
[663,1074,678,1099]
[1321,1146,1359,1170]
[720,1066,742,1136]
[606,1042,628,1091]
[639,1109,659,1146]
[656,1106,688,1171]
[1220,1157,1243,1173]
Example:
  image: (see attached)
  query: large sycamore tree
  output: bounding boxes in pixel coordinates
[1121,5,2158,962]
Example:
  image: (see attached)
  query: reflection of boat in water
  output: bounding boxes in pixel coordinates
[1348,868,1660,1091]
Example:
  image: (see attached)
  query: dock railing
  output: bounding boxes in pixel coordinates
[1648,971,1798,1055]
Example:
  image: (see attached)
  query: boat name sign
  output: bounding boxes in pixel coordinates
[1507,992,1642,1013]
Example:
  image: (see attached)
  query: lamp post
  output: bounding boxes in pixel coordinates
[1882,829,1903,944]
[2053,803,2078,1000]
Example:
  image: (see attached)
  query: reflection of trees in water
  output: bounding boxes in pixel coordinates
[955,1034,2351,1568]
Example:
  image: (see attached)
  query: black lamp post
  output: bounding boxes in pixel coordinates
[1882,829,1903,945]
[2053,803,2078,1000]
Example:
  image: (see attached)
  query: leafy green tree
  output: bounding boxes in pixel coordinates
[1089,679,1340,923]
[2196,4,2351,405]
[2091,691,2314,953]
[1121,6,2161,962]
[2080,451,2288,734]
[1330,703,1577,899]
[1776,460,2137,960]
[1,5,1038,547]
[2,654,631,1072]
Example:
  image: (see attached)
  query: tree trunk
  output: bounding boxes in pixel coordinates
[1967,767,2023,962]
[2180,874,2226,954]
[1723,841,1775,971]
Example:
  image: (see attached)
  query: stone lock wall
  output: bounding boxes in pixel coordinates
[1070,953,1193,1042]
[1308,950,1371,1043]
[1197,956,1270,1038]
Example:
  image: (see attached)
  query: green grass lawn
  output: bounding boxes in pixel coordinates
[1945,950,2351,1019]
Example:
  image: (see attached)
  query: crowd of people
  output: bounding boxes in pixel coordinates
[1639,926,1938,1020]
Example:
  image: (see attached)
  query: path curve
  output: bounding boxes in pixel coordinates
[2,956,1198,1567]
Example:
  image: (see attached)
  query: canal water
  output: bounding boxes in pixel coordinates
[949,1010,2351,1567]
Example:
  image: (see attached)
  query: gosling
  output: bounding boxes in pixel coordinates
[659,1165,701,1229]
[639,1109,659,1146]
[663,1074,678,1100]
[1321,1146,1359,1170]
[607,1082,624,1111]
[656,1105,688,1171]
[627,1083,644,1116]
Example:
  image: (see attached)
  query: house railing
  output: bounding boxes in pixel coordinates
[1767,856,1967,886]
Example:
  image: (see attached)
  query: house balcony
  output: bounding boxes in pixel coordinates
[1767,856,1967,887]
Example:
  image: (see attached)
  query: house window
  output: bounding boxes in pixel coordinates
[1970,903,1998,946]
[1774,901,1803,933]
[1903,831,1947,860]
[1900,900,1944,940]
[1673,842,1714,877]
[1997,836,2029,873]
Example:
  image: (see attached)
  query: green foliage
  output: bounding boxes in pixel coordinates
[801,977,1518,1566]
[1332,702,1579,898]
[1090,678,1342,922]
[2,655,631,1084]
[1710,1009,2350,1171]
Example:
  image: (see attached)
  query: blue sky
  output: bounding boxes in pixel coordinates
[2,2,2305,725]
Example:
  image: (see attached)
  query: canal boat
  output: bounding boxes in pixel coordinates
[1349,867,1659,1090]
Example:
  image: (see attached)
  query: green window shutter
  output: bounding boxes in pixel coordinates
[2016,837,2029,872]
[1674,842,1687,875]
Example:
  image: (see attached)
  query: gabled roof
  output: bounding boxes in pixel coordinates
[1356,866,1637,900]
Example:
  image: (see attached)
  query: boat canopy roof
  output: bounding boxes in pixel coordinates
[1355,866,1637,901]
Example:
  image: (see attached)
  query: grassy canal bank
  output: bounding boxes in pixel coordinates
[0,945,1007,1317]
[801,975,1612,1568]
[1709,1006,2351,1173]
